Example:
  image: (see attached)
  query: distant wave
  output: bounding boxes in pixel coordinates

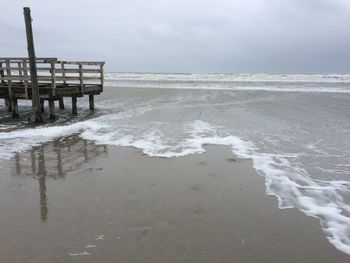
[104,73,350,93]
[105,72,350,83]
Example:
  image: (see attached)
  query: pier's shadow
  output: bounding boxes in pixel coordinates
[11,136,108,222]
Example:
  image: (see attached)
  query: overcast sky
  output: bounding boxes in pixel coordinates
[1,0,350,73]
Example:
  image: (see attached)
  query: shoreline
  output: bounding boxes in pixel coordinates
[0,138,349,262]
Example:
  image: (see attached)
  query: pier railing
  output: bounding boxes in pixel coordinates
[0,57,105,98]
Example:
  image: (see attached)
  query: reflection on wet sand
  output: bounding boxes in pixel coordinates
[38,147,47,221]
[11,136,108,221]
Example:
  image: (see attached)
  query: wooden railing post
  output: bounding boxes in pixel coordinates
[61,62,66,85]
[24,7,42,123]
[23,60,29,99]
[5,60,18,116]
[100,63,104,92]
[50,61,56,96]
[0,62,5,108]
[5,60,13,99]
[0,62,4,84]
[79,63,84,94]
[18,62,23,84]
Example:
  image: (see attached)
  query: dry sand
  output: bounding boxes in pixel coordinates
[0,137,349,262]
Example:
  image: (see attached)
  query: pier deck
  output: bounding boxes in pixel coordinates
[0,57,105,118]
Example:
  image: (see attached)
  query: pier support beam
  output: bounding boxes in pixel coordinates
[5,98,12,112]
[89,94,94,110]
[48,99,55,119]
[40,99,45,113]
[72,96,77,115]
[58,97,64,109]
[11,98,19,118]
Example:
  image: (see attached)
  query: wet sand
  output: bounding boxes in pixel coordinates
[0,138,349,263]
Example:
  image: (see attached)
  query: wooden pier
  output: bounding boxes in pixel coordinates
[1,7,105,122]
[0,57,105,119]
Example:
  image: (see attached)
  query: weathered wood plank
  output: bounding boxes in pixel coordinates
[58,61,105,65]
[36,76,101,81]
[54,68,101,73]
[0,57,57,61]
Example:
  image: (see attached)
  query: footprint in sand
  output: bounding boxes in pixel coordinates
[193,204,205,216]
[191,183,204,192]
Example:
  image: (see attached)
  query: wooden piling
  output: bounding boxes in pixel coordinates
[48,99,55,119]
[5,98,11,112]
[0,62,4,84]
[58,97,65,109]
[72,96,77,115]
[11,98,19,117]
[40,99,45,113]
[89,94,94,110]
[24,7,42,123]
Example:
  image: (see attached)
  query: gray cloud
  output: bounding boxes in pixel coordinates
[1,0,350,73]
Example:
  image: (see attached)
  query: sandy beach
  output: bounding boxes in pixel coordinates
[0,137,349,262]
[2,0,350,261]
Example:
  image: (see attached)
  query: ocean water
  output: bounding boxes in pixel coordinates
[0,73,350,254]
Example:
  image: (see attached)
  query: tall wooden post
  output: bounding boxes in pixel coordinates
[24,7,42,123]
[5,98,12,112]
[48,99,55,119]
[89,94,94,110]
[11,98,19,117]
[58,97,65,109]
[40,99,45,113]
[72,96,77,115]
